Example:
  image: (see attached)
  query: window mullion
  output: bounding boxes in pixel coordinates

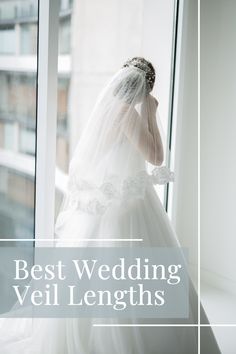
[35,0,60,241]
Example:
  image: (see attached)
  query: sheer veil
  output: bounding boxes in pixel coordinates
[55,58,174,237]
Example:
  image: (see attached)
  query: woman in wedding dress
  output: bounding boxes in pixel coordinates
[0,57,220,353]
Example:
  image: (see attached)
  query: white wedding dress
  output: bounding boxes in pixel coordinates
[0,64,221,353]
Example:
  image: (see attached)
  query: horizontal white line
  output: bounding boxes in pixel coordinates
[201,324,236,327]
[93,324,199,327]
[93,324,236,327]
[0,238,143,242]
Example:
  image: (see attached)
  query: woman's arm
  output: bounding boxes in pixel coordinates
[144,94,164,165]
[119,96,164,165]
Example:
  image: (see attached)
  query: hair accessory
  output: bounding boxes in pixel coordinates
[122,57,156,93]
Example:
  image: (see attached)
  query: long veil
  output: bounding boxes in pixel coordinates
[55,65,174,238]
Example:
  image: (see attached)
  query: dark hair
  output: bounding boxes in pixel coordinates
[122,57,156,93]
[113,57,156,104]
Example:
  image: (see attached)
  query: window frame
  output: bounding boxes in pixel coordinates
[34,0,59,241]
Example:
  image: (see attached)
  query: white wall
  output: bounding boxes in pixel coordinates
[69,0,144,154]
[171,0,198,278]
[69,0,175,159]
[201,0,236,294]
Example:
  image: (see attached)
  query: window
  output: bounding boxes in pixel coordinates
[0,26,16,54]
[0,0,179,240]
[59,18,71,55]
[19,128,35,155]
[0,167,34,239]
[0,0,38,242]
[3,123,16,150]
[20,23,38,55]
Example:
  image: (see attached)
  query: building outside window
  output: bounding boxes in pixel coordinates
[0,0,72,240]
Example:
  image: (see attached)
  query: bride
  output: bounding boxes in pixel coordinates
[0,57,220,353]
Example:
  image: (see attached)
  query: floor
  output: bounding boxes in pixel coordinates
[201,281,236,353]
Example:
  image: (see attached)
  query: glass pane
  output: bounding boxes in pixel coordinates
[0,26,16,54]
[20,23,38,55]
[201,0,236,324]
[55,0,177,218]
[0,0,38,242]
[59,18,71,54]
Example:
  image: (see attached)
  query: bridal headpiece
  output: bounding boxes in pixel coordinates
[122,57,156,93]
